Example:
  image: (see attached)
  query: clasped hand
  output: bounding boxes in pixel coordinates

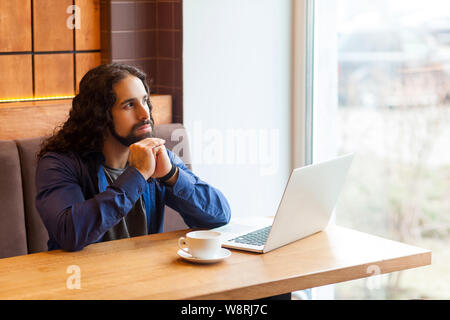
[128,138,172,180]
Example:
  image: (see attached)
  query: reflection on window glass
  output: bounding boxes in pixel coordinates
[333,0,450,299]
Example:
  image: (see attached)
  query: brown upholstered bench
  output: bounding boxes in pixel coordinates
[0,123,190,259]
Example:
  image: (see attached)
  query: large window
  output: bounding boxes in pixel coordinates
[313,0,450,299]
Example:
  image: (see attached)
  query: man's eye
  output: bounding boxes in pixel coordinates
[124,102,133,108]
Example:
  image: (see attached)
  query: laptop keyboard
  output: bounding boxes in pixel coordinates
[230,226,272,246]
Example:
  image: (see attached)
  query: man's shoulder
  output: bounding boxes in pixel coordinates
[38,150,76,166]
[38,150,101,173]
[38,151,85,168]
[40,150,77,161]
[36,151,103,186]
[40,150,102,163]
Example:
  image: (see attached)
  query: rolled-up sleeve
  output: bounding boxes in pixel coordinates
[163,150,231,228]
[35,153,146,251]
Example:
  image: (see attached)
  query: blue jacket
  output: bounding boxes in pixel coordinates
[35,149,231,251]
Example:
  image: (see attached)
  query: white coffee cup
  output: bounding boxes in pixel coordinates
[178,231,222,259]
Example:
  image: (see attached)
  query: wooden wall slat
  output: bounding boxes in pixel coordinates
[0,55,33,100]
[151,94,173,125]
[0,101,72,140]
[33,0,73,51]
[0,0,31,52]
[75,53,102,93]
[75,0,101,50]
[34,54,74,97]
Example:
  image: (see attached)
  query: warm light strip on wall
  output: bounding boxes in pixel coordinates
[0,95,75,103]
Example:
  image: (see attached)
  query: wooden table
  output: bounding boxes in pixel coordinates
[0,225,431,300]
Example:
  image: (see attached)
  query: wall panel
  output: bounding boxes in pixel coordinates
[0,0,102,102]
[33,0,73,51]
[34,54,74,97]
[75,0,101,50]
[0,0,31,52]
[75,52,102,92]
[0,55,33,100]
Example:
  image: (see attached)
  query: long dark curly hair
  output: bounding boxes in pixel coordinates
[37,63,152,159]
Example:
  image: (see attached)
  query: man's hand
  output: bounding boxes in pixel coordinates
[151,144,173,179]
[128,138,165,180]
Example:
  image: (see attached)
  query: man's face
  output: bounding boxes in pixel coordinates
[109,75,154,146]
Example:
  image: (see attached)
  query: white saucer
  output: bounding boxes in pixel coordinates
[177,248,231,264]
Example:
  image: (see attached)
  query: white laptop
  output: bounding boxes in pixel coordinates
[212,153,354,253]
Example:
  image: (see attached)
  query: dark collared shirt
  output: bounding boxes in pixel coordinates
[35,149,231,251]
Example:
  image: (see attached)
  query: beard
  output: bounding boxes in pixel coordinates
[109,119,154,147]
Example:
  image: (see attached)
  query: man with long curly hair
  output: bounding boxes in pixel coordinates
[35,63,231,251]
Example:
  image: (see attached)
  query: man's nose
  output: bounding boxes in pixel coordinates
[136,101,150,120]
